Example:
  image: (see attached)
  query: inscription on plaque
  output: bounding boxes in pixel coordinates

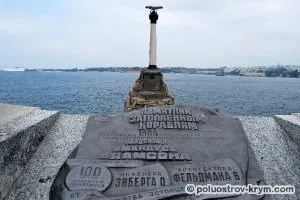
[62,189,104,200]
[65,164,112,192]
[170,159,242,185]
[103,163,172,196]
[129,108,206,130]
[114,164,170,189]
[98,143,192,161]
[95,185,188,200]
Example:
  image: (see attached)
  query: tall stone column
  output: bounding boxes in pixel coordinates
[148,10,158,69]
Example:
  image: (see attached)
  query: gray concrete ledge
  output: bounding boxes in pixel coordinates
[0,106,59,199]
[0,103,38,126]
[291,113,300,118]
[5,114,89,200]
[274,115,300,145]
[239,116,299,200]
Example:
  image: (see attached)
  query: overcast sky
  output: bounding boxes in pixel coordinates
[0,0,299,68]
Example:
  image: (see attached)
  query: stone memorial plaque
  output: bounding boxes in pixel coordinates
[50,105,271,200]
[65,164,112,192]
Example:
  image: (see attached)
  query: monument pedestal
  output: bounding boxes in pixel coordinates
[124,6,174,112]
[124,69,174,112]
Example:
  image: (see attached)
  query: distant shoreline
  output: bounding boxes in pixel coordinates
[1,70,299,78]
[1,66,299,78]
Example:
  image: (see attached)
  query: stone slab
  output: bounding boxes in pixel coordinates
[274,115,300,145]
[5,114,89,200]
[291,113,300,118]
[0,107,59,199]
[275,115,300,126]
[0,103,38,125]
[239,116,299,200]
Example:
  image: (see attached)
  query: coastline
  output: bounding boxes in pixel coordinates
[1,70,299,78]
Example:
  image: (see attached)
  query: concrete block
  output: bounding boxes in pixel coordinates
[239,116,299,200]
[291,113,300,118]
[274,115,300,145]
[0,104,59,199]
[5,114,89,200]
[0,103,38,125]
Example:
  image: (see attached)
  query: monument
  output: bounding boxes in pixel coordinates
[50,6,272,200]
[124,6,174,112]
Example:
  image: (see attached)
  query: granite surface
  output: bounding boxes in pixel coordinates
[5,114,89,200]
[274,115,300,145]
[239,116,299,200]
[0,103,38,126]
[0,109,59,199]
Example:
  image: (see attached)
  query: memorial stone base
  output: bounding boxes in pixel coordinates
[124,69,174,112]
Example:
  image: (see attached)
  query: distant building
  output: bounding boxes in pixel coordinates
[3,67,25,72]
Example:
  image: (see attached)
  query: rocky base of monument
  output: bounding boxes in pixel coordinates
[124,69,174,112]
[124,94,174,112]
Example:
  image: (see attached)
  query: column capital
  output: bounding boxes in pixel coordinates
[149,10,158,24]
[146,6,163,24]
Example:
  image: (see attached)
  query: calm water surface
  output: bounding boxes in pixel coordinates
[0,72,299,116]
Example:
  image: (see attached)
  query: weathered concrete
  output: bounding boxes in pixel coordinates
[0,103,38,125]
[239,116,299,200]
[5,114,89,200]
[0,103,299,200]
[274,114,300,145]
[0,104,59,199]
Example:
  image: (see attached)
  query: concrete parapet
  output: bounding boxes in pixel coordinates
[0,103,38,125]
[291,113,300,118]
[0,104,59,199]
[5,114,89,200]
[274,114,300,145]
[239,116,299,200]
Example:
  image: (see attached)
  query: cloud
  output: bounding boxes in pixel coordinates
[0,0,299,68]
